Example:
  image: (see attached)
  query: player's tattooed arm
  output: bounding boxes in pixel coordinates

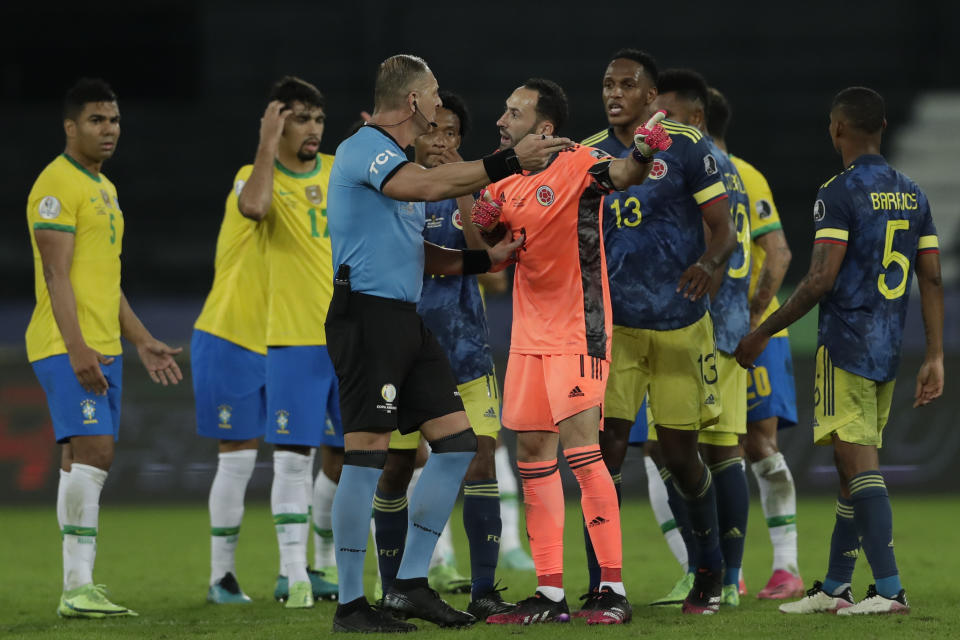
[914,251,944,407]
[35,227,111,395]
[119,292,184,386]
[239,100,289,221]
[678,200,735,301]
[735,242,845,368]
[750,229,792,329]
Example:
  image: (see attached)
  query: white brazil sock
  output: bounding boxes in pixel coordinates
[209,449,257,585]
[272,450,311,584]
[62,463,107,591]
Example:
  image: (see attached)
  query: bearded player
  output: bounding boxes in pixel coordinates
[477,78,671,626]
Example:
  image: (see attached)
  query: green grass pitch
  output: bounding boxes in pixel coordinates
[3,496,956,638]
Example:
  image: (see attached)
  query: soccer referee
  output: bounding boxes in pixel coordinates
[324,54,568,633]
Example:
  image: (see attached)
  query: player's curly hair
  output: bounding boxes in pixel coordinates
[608,48,659,86]
[523,78,568,134]
[832,87,885,134]
[657,68,709,110]
[268,76,325,111]
[438,90,470,139]
[706,87,731,140]
[63,78,117,121]
[374,54,431,111]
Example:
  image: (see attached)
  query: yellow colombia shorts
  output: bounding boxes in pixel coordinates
[606,313,722,434]
[389,372,501,449]
[699,352,747,447]
[813,346,894,447]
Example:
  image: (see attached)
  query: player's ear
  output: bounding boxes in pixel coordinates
[537,120,555,137]
[880,117,888,132]
[408,92,418,113]
[645,86,658,106]
[63,119,76,139]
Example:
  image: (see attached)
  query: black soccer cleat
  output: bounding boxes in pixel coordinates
[332,597,416,633]
[467,585,517,619]
[572,590,602,618]
[582,587,632,625]
[486,592,571,625]
[682,568,723,615]
[381,578,476,628]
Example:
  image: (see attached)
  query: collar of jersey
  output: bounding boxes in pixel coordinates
[363,123,405,153]
[521,151,560,177]
[61,153,102,183]
[274,157,321,179]
[848,153,885,167]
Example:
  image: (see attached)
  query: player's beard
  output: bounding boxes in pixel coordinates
[297,148,318,162]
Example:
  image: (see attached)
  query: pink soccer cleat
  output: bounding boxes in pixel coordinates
[758,569,805,600]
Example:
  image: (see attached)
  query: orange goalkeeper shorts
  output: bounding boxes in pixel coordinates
[502,353,608,432]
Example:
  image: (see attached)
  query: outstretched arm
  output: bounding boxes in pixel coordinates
[735,242,845,367]
[750,229,792,329]
[913,251,944,407]
[119,292,183,386]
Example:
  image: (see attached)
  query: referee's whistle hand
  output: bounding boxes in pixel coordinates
[514,134,573,170]
[487,227,525,270]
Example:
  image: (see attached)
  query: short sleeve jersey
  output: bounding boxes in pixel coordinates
[417,198,493,383]
[488,144,615,359]
[194,166,268,354]
[327,125,426,303]
[26,154,124,362]
[731,154,788,337]
[709,141,751,354]
[813,154,938,382]
[260,156,335,346]
[586,122,728,331]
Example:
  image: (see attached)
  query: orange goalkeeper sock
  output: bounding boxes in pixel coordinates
[518,459,565,589]
[565,444,622,584]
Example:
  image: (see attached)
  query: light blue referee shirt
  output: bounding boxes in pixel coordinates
[327,124,427,303]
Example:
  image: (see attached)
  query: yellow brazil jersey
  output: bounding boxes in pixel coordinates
[262,155,335,346]
[194,166,268,354]
[731,155,788,338]
[25,153,124,362]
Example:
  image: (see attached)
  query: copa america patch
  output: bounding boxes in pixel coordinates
[649,158,668,180]
[756,199,773,219]
[703,154,718,176]
[813,199,825,221]
[38,195,61,219]
[536,185,555,206]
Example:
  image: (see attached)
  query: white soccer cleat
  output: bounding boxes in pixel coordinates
[836,584,909,616]
[778,581,854,614]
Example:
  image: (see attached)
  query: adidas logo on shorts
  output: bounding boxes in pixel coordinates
[483,407,497,418]
[704,394,715,405]
[568,386,585,398]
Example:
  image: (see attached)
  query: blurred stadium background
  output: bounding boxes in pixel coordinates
[1,0,958,504]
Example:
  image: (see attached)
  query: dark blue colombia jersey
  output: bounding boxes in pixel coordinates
[812,154,938,382]
[417,198,494,384]
[707,138,751,354]
[584,123,728,331]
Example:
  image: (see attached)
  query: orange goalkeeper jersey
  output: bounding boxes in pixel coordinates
[489,144,614,360]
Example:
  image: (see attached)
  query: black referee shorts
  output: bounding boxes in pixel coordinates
[325,287,464,435]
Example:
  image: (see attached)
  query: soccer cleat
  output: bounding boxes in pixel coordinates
[318,565,339,585]
[500,547,536,571]
[467,585,517,619]
[582,587,632,625]
[333,596,417,633]
[427,563,471,594]
[486,592,571,625]
[57,584,138,618]
[778,581,854,614]
[682,568,722,615]
[739,572,747,596]
[758,569,804,600]
[572,590,601,618]
[275,569,338,602]
[721,584,740,607]
[382,580,476,628]
[207,572,252,604]
[284,580,314,609]
[837,584,909,616]
[649,572,694,606]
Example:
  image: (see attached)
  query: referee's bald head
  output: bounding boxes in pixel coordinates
[374,54,432,112]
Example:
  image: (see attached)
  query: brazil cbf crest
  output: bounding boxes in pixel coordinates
[275,409,291,434]
[218,404,233,429]
[305,185,323,205]
[80,399,98,425]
